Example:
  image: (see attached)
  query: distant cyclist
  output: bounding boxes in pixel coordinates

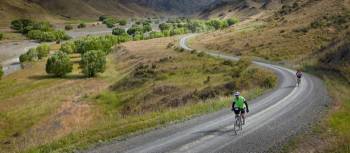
[232,92,249,125]
[296,70,303,86]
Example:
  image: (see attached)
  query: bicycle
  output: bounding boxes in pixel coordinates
[297,77,301,87]
[233,108,244,135]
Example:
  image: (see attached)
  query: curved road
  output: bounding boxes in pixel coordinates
[86,34,330,153]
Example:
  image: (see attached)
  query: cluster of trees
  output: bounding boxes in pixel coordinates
[0,32,3,40]
[19,44,50,63]
[99,16,127,28]
[11,19,70,42]
[46,35,126,77]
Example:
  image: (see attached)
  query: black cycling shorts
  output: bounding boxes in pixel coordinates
[233,107,245,115]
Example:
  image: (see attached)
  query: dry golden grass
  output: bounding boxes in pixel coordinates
[192,0,346,62]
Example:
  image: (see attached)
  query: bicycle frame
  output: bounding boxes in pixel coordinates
[233,112,243,134]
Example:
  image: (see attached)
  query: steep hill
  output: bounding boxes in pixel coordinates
[199,0,286,19]
[0,0,221,27]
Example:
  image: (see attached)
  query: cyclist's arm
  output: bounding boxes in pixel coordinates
[244,101,249,112]
[231,101,236,110]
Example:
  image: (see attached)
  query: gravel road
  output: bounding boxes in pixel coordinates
[85,34,330,153]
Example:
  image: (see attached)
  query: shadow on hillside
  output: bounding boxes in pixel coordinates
[28,74,86,80]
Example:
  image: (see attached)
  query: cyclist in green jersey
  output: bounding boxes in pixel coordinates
[232,92,249,124]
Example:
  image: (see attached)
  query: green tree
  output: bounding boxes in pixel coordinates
[60,41,76,54]
[226,18,239,26]
[37,44,50,59]
[78,23,86,29]
[40,32,56,42]
[46,51,73,77]
[27,30,42,40]
[159,23,171,31]
[65,25,73,30]
[127,25,143,35]
[0,32,3,40]
[99,15,109,21]
[19,48,38,62]
[10,19,34,34]
[208,20,223,30]
[143,24,152,32]
[112,28,127,36]
[118,19,127,26]
[80,50,106,77]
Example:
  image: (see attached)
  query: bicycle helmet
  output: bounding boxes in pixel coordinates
[234,92,240,96]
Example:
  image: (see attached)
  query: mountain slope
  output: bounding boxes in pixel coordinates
[199,0,288,19]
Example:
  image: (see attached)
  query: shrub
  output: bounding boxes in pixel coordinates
[143,24,152,32]
[19,53,30,63]
[0,65,3,79]
[65,25,73,31]
[149,31,164,39]
[27,30,42,40]
[112,28,127,36]
[46,51,73,77]
[19,48,38,62]
[36,44,50,59]
[40,32,56,42]
[103,18,118,28]
[80,50,107,77]
[78,23,86,29]
[99,15,109,21]
[119,19,127,26]
[11,19,34,34]
[60,41,76,54]
[0,32,3,40]
[226,18,239,26]
[159,23,171,31]
[127,25,143,35]
[207,20,223,30]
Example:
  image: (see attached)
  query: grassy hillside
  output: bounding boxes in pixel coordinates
[0,0,60,28]
[0,0,157,28]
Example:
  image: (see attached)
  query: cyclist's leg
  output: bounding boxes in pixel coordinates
[241,108,246,125]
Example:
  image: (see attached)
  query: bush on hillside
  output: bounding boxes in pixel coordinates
[112,28,127,36]
[226,18,239,26]
[11,19,35,34]
[0,32,3,40]
[20,48,38,63]
[99,15,109,21]
[78,23,86,29]
[149,31,164,39]
[65,25,73,31]
[46,51,73,77]
[75,35,119,54]
[60,41,76,54]
[80,50,107,77]
[103,18,119,28]
[143,24,152,32]
[36,44,50,59]
[127,25,144,35]
[159,23,171,31]
[119,19,127,26]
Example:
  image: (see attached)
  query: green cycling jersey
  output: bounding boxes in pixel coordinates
[233,96,246,109]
